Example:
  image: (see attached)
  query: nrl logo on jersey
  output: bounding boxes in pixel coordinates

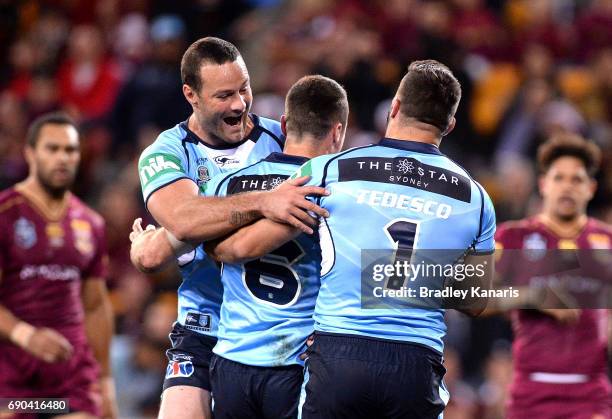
[139,153,183,185]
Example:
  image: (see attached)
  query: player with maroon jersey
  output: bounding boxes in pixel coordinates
[495,133,611,419]
[0,113,117,419]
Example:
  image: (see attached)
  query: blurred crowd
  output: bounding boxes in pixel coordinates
[0,0,610,417]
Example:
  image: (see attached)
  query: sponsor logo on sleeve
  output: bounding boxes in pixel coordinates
[139,153,184,186]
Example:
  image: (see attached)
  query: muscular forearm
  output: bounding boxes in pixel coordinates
[156,192,265,243]
[207,219,300,264]
[84,290,114,377]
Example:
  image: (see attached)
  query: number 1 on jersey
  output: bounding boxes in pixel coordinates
[384,219,420,290]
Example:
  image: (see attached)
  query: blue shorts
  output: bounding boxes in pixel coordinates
[210,354,304,419]
[162,323,217,392]
[300,332,448,419]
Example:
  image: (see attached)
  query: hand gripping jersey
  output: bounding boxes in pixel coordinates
[138,115,283,336]
[204,153,321,366]
[294,138,496,353]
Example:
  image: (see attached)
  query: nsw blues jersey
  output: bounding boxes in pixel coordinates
[293,138,496,353]
[138,115,283,336]
[204,153,321,366]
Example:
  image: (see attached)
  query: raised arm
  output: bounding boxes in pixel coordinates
[206,219,302,264]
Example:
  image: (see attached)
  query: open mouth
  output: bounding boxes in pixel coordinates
[559,197,576,205]
[223,115,242,127]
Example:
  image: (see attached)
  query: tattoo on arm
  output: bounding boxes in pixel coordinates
[229,210,259,226]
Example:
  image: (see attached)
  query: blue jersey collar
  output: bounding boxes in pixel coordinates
[379,138,442,155]
[263,152,309,165]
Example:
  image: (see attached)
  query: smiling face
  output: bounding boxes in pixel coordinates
[539,156,596,222]
[26,123,80,198]
[185,57,253,145]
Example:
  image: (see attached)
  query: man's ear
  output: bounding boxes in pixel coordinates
[280,114,288,137]
[389,98,401,119]
[183,84,198,108]
[24,145,34,166]
[441,117,456,137]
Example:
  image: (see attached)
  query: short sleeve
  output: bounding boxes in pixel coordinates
[138,135,192,206]
[474,185,496,254]
[83,217,109,281]
[201,173,229,198]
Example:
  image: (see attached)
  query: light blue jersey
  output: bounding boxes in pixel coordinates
[138,115,283,336]
[293,138,496,353]
[204,153,321,366]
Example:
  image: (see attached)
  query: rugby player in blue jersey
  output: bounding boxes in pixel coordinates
[131,38,327,419]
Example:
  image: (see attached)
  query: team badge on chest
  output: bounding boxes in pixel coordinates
[71,219,94,255]
[14,217,37,249]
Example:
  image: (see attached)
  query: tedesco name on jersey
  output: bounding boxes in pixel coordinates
[354,189,452,219]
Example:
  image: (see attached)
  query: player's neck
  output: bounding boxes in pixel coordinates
[384,124,441,147]
[283,137,325,159]
[538,212,588,238]
[17,177,70,218]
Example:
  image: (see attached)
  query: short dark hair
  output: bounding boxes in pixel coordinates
[397,60,461,132]
[537,133,602,177]
[26,112,77,147]
[180,37,241,92]
[285,75,348,140]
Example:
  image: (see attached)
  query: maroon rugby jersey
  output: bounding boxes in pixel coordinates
[496,216,611,376]
[0,186,108,344]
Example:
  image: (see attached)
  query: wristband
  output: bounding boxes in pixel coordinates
[9,321,35,348]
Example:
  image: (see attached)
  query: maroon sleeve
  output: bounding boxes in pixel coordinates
[0,212,8,275]
[83,216,109,281]
[494,223,515,284]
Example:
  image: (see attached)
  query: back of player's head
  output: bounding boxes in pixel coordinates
[396,60,461,133]
[26,112,77,147]
[537,133,601,177]
[181,37,241,92]
[284,75,348,140]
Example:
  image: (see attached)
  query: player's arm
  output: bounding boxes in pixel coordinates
[129,219,192,273]
[454,185,496,317]
[82,278,118,419]
[205,219,301,264]
[0,303,73,362]
[147,176,328,243]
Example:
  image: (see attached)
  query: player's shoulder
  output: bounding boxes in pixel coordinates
[0,187,24,215]
[253,114,281,132]
[139,123,187,157]
[68,194,105,229]
[495,217,539,243]
[586,217,612,236]
[251,114,283,144]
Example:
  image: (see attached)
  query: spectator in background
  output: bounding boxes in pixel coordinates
[57,24,123,121]
[110,14,190,155]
